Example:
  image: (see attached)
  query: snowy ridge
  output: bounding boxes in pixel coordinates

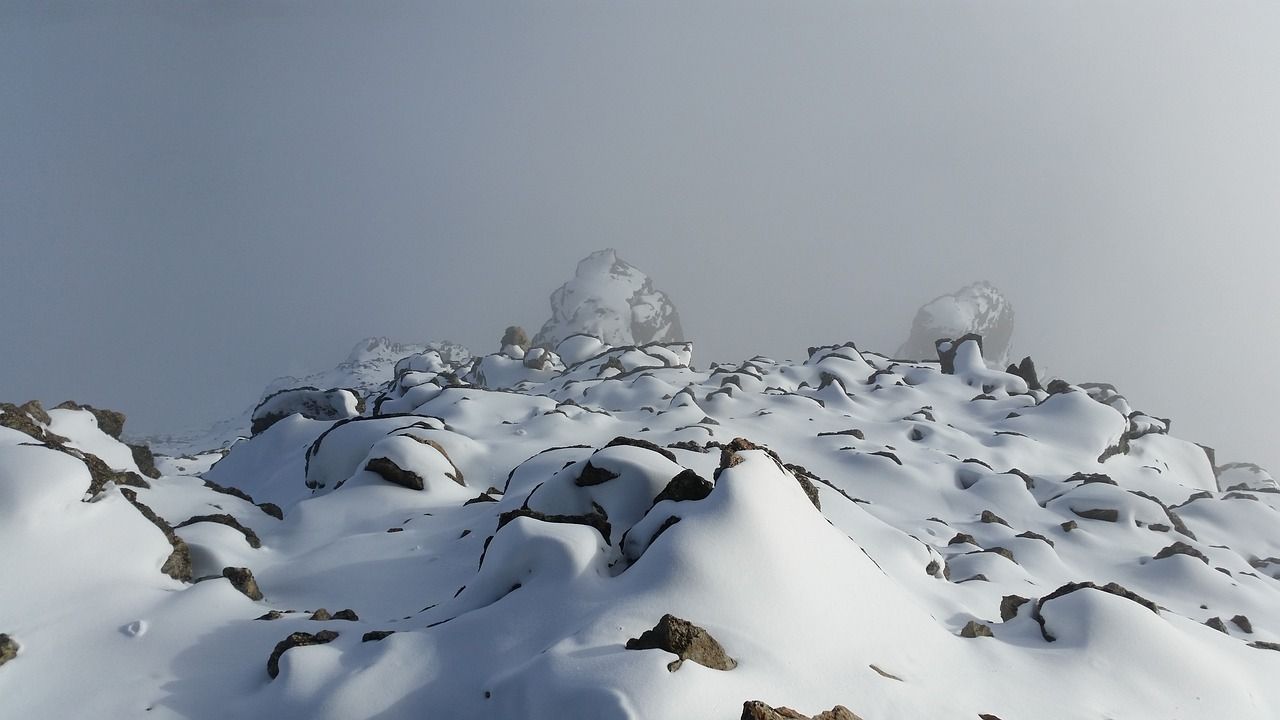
[2,336,1279,719]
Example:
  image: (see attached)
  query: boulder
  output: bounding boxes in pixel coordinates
[250,387,362,436]
[0,634,18,668]
[222,566,263,601]
[897,281,1014,367]
[266,630,339,679]
[625,614,737,672]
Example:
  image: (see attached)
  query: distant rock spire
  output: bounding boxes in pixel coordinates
[532,249,684,349]
[898,281,1014,367]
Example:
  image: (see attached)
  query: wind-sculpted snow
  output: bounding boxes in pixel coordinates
[3,336,1280,719]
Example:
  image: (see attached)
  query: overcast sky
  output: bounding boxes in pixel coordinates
[3,1,1278,472]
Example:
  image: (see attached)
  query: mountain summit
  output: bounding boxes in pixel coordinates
[532,249,685,349]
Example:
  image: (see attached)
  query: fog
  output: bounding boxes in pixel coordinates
[3,1,1278,472]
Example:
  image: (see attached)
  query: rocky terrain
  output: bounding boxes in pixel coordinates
[3,326,1279,719]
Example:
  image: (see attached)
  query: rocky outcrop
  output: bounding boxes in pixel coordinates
[897,281,1014,367]
[222,566,263,600]
[625,614,737,672]
[119,489,192,582]
[267,630,338,679]
[741,701,863,720]
[532,249,684,350]
[250,387,363,436]
[0,634,18,668]
[55,401,126,439]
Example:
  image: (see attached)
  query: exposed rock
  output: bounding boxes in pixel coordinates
[256,611,285,621]
[501,326,529,350]
[56,401,126,439]
[1249,641,1280,652]
[980,510,1010,527]
[625,614,737,672]
[257,502,284,520]
[898,281,1014,367]
[652,469,713,504]
[1153,541,1208,564]
[605,435,679,462]
[1016,530,1054,547]
[310,608,332,621]
[174,514,262,549]
[463,492,498,506]
[0,634,18,668]
[1000,595,1030,621]
[575,461,620,487]
[250,387,361,436]
[1033,581,1159,642]
[717,437,820,510]
[1231,615,1253,634]
[960,620,994,638]
[362,630,395,642]
[497,507,612,545]
[1205,617,1228,633]
[222,566,263,601]
[949,533,978,546]
[741,702,863,720]
[119,488,192,582]
[127,443,161,480]
[365,456,425,491]
[935,334,983,375]
[267,630,339,679]
[333,609,359,621]
[1005,356,1042,391]
[532,249,685,349]
[1059,520,1079,532]
[1071,508,1120,523]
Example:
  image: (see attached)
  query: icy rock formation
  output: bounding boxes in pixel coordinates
[898,281,1014,367]
[532,249,684,349]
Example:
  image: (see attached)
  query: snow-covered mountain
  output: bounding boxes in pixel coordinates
[532,249,685,349]
[898,281,1015,367]
[4,334,1279,719]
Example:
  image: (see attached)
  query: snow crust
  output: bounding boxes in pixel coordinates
[4,337,1280,719]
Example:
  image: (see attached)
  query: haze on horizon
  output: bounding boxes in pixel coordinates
[2,1,1278,473]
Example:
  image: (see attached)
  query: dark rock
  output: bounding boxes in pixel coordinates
[935,334,984,375]
[501,326,529,350]
[1059,520,1078,532]
[365,456,425,491]
[174,514,262,549]
[816,428,865,440]
[255,611,285,621]
[984,547,1016,563]
[1032,581,1158,642]
[980,510,1010,527]
[497,507,612,545]
[222,566,263,601]
[251,387,361,436]
[463,492,498,506]
[362,630,395,642]
[386,527,404,533]
[1205,617,1228,633]
[1069,472,1116,486]
[310,608,332,621]
[0,402,60,443]
[960,620,994,638]
[1249,641,1280,651]
[258,502,284,520]
[949,533,978,546]
[1153,541,1208,564]
[56,401,126,439]
[575,461,620,487]
[267,630,339,679]
[333,609,359,621]
[1046,379,1072,395]
[1231,615,1254,634]
[1071,508,1119,523]
[0,634,18,668]
[119,488,191,582]
[741,702,864,720]
[1015,530,1054,547]
[604,436,678,462]
[652,469,713,504]
[1006,356,1042,391]
[625,614,737,672]
[1000,595,1029,621]
[127,443,161,480]
[979,715,1005,720]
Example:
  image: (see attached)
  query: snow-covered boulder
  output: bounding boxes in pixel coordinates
[532,249,685,349]
[250,387,363,436]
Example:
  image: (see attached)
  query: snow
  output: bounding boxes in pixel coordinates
[3,340,1280,719]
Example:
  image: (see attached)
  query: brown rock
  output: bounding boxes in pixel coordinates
[626,614,737,671]
[960,620,994,638]
[267,630,339,679]
[0,634,18,668]
[223,566,263,601]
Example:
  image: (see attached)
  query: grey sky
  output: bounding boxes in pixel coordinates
[3,1,1278,472]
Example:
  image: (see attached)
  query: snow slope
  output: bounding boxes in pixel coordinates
[3,336,1279,720]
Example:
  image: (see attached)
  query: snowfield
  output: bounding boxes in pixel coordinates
[2,335,1279,719]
